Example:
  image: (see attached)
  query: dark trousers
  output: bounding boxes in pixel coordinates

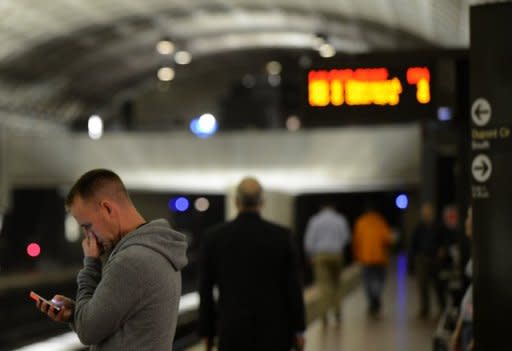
[415,255,446,316]
[362,265,386,314]
[461,321,473,351]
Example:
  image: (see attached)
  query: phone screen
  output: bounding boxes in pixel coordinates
[30,291,62,311]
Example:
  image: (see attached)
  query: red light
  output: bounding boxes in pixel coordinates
[406,67,430,84]
[308,70,329,81]
[328,69,353,82]
[353,68,389,81]
[27,243,41,257]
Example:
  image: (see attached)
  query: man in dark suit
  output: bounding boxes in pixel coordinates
[198,177,306,351]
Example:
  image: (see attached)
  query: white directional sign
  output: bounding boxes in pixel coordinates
[472,154,492,183]
[471,98,492,126]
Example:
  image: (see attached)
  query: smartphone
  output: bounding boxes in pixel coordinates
[29,291,62,312]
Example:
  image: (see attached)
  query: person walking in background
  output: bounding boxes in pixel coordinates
[439,204,461,305]
[352,203,393,318]
[199,177,306,351]
[304,203,350,325]
[33,169,188,350]
[450,206,474,351]
[409,202,447,319]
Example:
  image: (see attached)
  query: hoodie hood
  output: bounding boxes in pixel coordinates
[110,218,188,271]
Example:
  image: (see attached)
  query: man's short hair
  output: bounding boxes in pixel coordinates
[236,177,263,208]
[66,169,128,208]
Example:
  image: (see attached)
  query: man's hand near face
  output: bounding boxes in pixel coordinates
[82,232,102,258]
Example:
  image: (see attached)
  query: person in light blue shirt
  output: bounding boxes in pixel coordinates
[304,204,350,325]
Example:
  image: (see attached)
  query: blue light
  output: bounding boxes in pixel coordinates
[174,197,189,212]
[168,197,190,212]
[437,107,452,121]
[190,113,218,138]
[395,194,408,210]
[190,119,200,134]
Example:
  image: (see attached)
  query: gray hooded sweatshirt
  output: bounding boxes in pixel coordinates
[71,219,188,350]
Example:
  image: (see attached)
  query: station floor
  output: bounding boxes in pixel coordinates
[188,256,440,351]
[303,267,437,351]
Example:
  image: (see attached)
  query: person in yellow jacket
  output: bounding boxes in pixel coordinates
[352,204,394,318]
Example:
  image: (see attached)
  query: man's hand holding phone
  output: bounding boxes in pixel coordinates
[30,291,74,323]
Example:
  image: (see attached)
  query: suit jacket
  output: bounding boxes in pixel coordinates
[198,212,306,351]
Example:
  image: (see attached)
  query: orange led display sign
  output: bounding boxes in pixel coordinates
[308,67,431,107]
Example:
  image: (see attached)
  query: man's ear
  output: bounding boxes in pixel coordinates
[100,200,113,215]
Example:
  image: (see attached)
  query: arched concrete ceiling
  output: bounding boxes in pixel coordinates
[0,0,480,129]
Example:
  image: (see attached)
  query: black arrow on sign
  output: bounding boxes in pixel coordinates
[474,102,490,121]
[474,160,490,177]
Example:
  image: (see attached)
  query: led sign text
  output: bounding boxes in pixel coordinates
[308,67,431,107]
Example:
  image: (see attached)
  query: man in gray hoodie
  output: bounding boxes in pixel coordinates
[34,169,188,350]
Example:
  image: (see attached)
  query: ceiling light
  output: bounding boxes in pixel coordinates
[190,113,218,138]
[319,43,336,58]
[286,116,301,131]
[156,40,175,55]
[268,75,281,87]
[266,61,282,75]
[175,50,192,65]
[395,194,409,210]
[88,115,103,140]
[157,67,175,82]
[195,197,210,212]
[438,107,452,121]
